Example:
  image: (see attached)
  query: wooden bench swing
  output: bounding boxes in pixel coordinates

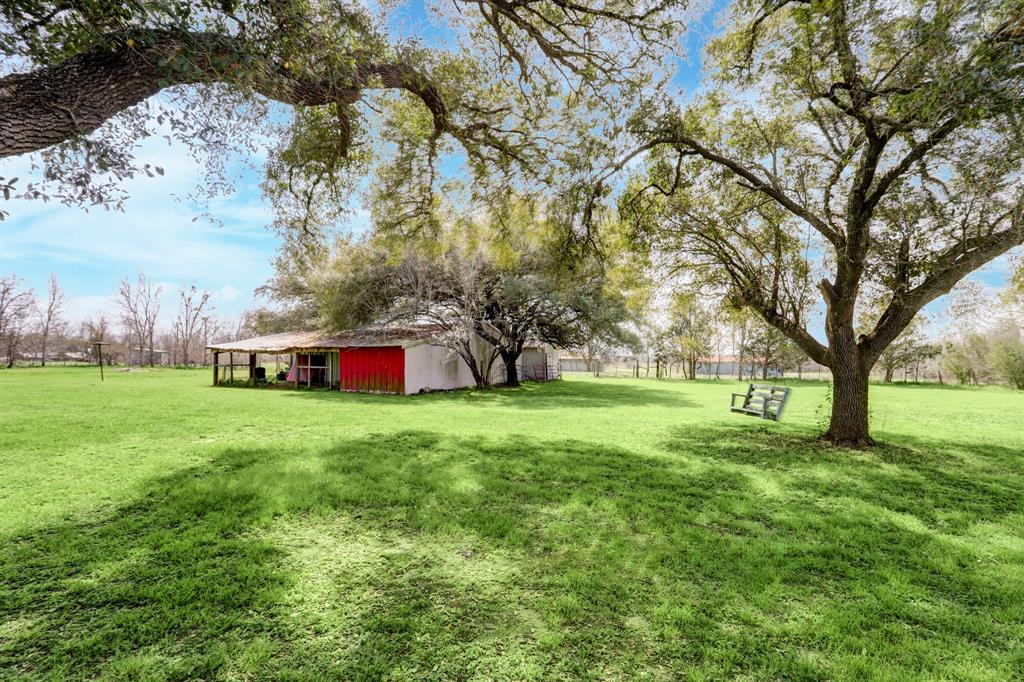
[730,384,791,421]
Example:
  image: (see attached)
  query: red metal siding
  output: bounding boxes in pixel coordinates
[338,346,405,394]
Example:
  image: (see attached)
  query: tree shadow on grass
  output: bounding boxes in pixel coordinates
[2,430,1020,679]
[663,424,1023,528]
[277,377,698,410]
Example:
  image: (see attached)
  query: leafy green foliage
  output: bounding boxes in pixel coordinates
[3,0,688,231]
[617,0,1024,442]
[943,320,1024,389]
[988,328,1024,389]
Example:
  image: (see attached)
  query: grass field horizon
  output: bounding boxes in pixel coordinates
[2,368,1022,679]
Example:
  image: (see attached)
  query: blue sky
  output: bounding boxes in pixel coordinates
[0,0,1015,335]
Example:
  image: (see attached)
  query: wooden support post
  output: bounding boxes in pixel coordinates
[229,352,234,384]
[249,353,256,384]
[213,351,219,385]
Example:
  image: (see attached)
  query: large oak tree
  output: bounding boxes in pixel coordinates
[617,0,1023,446]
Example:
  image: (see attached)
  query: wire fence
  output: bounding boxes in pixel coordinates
[564,358,835,381]
[564,357,956,384]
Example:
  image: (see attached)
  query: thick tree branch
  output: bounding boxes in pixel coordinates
[862,215,1024,361]
[864,115,961,214]
[648,132,842,247]
[0,30,481,159]
[738,290,829,364]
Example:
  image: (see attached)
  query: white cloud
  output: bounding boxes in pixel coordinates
[218,284,241,302]
[1,128,279,329]
[56,294,119,327]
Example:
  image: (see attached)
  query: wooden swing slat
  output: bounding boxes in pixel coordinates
[730,383,792,421]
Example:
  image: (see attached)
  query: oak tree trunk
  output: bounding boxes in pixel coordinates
[823,347,872,448]
[504,357,520,387]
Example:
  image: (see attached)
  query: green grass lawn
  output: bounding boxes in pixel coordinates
[1,367,1022,680]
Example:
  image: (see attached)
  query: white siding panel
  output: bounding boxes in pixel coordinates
[403,340,561,393]
[404,343,476,394]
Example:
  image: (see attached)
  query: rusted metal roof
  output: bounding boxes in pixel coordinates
[206,324,445,354]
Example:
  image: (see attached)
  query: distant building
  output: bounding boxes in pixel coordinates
[127,348,171,366]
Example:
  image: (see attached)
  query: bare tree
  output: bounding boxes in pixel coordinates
[117,271,162,366]
[398,253,503,389]
[82,313,112,364]
[0,275,37,368]
[199,315,220,366]
[37,273,66,366]
[174,284,212,366]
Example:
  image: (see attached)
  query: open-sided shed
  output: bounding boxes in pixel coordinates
[206,325,558,394]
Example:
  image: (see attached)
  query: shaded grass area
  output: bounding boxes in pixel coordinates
[1,368,1022,680]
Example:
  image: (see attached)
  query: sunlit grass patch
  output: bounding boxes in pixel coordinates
[0,367,1021,679]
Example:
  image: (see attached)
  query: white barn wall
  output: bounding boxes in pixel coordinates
[403,339,558,393]
[521,347,551,380]
[404,342,467,394]
[475,336,506,385]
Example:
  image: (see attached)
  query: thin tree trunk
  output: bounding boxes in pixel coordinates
[454,340,487,388]
[468,355,486,388]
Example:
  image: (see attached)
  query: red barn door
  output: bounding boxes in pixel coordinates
[338,347,405,394]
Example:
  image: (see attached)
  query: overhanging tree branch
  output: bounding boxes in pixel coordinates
[0,30,510,160]
[625,131,843,247]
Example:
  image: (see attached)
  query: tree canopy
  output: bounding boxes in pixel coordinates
[256,199,635,386]
[617,0,1023,445]
[1,0,687,228]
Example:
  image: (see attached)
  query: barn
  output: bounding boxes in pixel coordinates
[207,324,559,395]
